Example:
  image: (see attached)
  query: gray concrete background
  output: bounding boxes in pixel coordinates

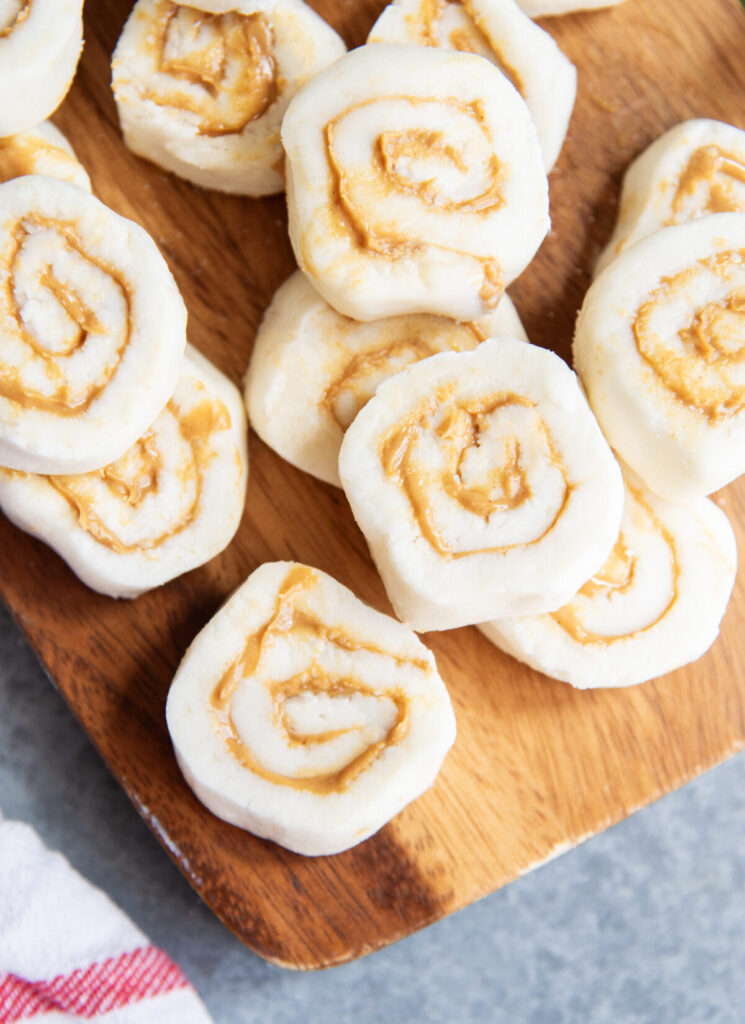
[1,600,743,1023]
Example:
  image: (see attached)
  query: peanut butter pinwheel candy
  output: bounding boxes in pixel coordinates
[596,120,745,277]
[0,346,248,598]
[575,213,745,502]
[514,0,626,14]
[0,122,91,191]
[338,338,623,632]
[245,270,529,487]
[0,175,187,473]
[282,43,549,321]
[166,561,456,855]
[111,0,346,196]
[367,0,576,171]
[0,0,84,137]
[479,467,737,688]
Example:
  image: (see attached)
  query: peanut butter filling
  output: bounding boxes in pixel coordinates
[0,0,31,37]
[145,1,279,136]
[380,390,570,558]
[416,0,524,95]
[0,215,133,415]
[48,395,231,554]
[0,134,71,183]
[670,145,745,220]
[632,249,745,421]
[323,96,504,306]
[210,566,419,794]
[550,490,679,645]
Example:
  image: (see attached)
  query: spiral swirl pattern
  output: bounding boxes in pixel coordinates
[0,214,133,416]
[669,145,745,223]
[380,389,570,559]
[48,390,230,555]
[632,249,745,422]
[339,339,623,630]
[112,0,346,196]
[142,1,279,137]
[0,347,247,597]
[210,566,419,794]
[166,561,455,853]
[0,177,186,474]
[550,486,678,644]
[283,43,548,320]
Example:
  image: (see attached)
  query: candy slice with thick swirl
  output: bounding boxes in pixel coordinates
[112,0,345,196]
[0,0,84,136]
[0,121,91,191]
[245,269,530,487]
[479,466,737,688]
[282,43,549,321]
[368,0,576,170]
[0,175,187,473]
[166,561,456,855]
[0,345,248,598]
[575,213,745,501]
[339,338,623,632]
[596,120,745,277]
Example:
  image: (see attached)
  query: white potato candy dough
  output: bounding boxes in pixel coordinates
[368,0,576,171]
[0,121,91,192]
[0,175,187,474]
[514,0,626,15]
[0,0,84,137]
[596,119,745,277]
[246,270,529,487]
[282,43,549,322]
[575,214,745,502]
[339,339,624,632]
[0,346,248,598]
[480,468,737,688]
[112,0,346,196]
[166,561,456,856]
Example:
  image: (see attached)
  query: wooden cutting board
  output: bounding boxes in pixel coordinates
[3,0,745,970]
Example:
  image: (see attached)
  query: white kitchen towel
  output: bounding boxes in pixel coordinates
[0,813,213,1023]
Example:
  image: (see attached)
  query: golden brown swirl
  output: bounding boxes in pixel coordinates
[632,249,745,421]
[379,389,571,558]
[323,95,505,307]
[550,489,679,645]
[0,135,56,182]
[670,145,745,222]
[145,1,279,136]
[322,319,478,430]
[0,215,134,415]
[47,395,230,554]
[210,566,418,794]
[416,0,524,95]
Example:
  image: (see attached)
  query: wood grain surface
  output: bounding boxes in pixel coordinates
[3,0,745,970]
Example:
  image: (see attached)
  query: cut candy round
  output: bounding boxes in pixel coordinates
[596,119,745,276]
[0,121,91,192]
[338,338,623,632]
[0,345,248,598]
[574,213,745,501]
[282,43,549,321]
[0,0,84,136]
[368,0,576,171]
[479,467,737,688]
[0,175,187,474]
[166,561,456,856]
[245,269,529,487]
[112,0,346,196]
